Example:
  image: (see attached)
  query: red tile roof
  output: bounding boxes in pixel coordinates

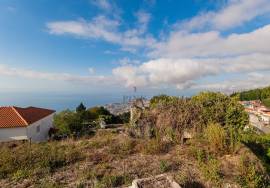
[0,106,55,128]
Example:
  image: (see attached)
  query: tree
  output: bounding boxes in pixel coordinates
[76,102,86,113]
[191,92,230,126]
[53,110,83,135]
[225,99,249,130]
[150,94,178,108]
[191,92,249,129]
[87,106,111,120]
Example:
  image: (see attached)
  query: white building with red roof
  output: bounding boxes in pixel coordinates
[0,106,55,142]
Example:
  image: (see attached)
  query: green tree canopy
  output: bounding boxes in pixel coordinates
[150,94,178,108]
[76,102,86,113]
[53,110,83,135]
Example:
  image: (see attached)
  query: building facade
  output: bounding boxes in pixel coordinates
[0,106,55,142]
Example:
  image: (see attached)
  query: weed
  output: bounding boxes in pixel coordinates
[200,158,222,186]
[237,155,269,188]
[95,174,131,188]
[204,123,227,153]
[0,141,85,179]
[141,139,170,155]
[159,160,170,173]
[12,169,30,181]
[108,139,136,156]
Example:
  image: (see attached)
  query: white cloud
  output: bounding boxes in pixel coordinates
[150,24,270,58]
[112,53,270,89]
[88,67,95,74]
[177,0,270,31]
[135,10,151,33]
[47,15,156,51]
[91,0,112,11]
[47,16,121,43]
[0,64,111,85]
[118,57,140,66]
[194,72,270,94]
[44,1,270,93]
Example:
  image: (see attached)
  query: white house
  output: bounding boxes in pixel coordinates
[0,106,55,142]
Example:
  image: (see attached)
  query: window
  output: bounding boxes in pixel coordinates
[36,125,40,133]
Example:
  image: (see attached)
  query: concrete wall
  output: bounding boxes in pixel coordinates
[0,127,27,142]
[26,113,54,142]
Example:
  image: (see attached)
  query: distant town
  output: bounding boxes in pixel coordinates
[240,100,270,134]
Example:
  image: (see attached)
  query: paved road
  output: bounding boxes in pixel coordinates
[249,113,270,134]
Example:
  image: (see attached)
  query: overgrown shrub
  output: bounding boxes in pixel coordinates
[134,92,248,145]
[140,139,170,155]
[204,123,227,153]
[0,142,85,179]
[237,154,269,188]
[54,110,83,135]
[108,139,136,156]
[200,158,222,186]
[240,133,270,174]
[150,94,178,108]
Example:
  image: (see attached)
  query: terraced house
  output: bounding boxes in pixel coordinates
[0,106,55,142]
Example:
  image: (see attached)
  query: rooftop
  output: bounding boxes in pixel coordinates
[0,106,55,128]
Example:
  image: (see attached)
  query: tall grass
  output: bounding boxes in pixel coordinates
[0,141,85,179]
[204,123,227,153]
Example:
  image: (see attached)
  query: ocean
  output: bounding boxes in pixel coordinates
[0,92,125,111]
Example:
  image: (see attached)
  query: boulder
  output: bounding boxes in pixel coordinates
[128,174,181,188]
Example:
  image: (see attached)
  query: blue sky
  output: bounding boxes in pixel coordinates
[0,0,270,110]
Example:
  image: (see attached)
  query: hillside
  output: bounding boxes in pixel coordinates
[0,92,270,188]
[0,128,268,188]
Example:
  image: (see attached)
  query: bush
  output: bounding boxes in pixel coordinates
[191,92,230,126]
[240,133,270,173]
[141,139,170,155]
[108,139,136,156]
[138,92,248,144]
[150,94,178,108]
[192,92,249,130]
[237,155,269,188]
[204,123,227,153]
[53,110,83,135]
[200,158,222,186]
[262,98,270,108]
[87,106,111,120]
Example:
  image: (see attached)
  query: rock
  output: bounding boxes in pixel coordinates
[100,119,107,129]
[128,174,181,188]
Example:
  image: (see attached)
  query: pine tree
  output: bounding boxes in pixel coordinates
[76,102,86,113]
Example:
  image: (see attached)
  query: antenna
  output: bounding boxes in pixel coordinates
[133,86,137,93]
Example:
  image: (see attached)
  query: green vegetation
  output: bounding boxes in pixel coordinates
[1,91,270,187]
[159,160,170,173]
[135,92,249,147]
[0,141,84,179]
[131,91,270,186]
[241,133,270,172]
[200,158,222,186]
[204,123,227,153]
[262,98,270,108]
[141,139,170,155]
[53,103,129,137]
[232,86,270,106]
[237,154,269,188]
[53,109,83,135]
[149,94,178,108]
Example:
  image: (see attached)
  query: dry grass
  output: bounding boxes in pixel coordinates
[0,128,268,188]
